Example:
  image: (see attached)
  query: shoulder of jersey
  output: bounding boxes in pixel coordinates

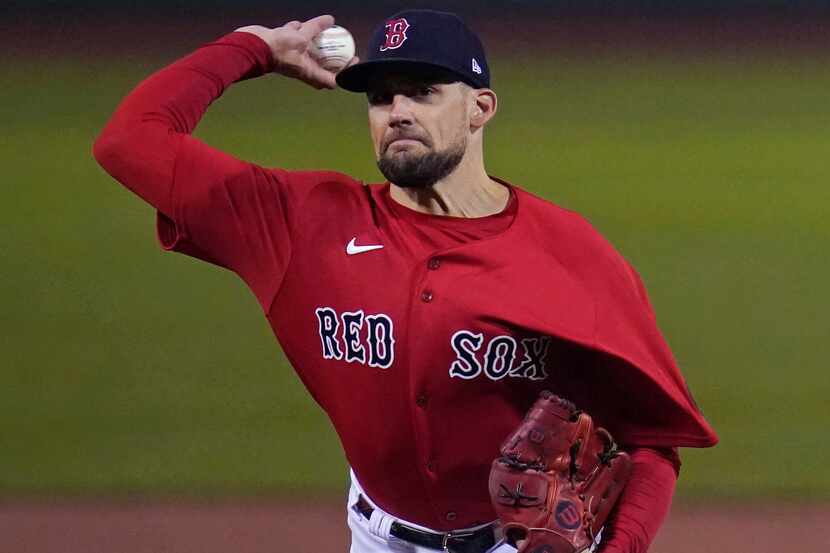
[514,186,622,259]
[514,186,592,233]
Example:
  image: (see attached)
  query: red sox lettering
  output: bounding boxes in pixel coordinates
[450,331,551,381]
[315,307,395,369]
[316,307,551,381]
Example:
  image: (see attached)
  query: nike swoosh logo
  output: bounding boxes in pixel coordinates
[346,237,384,255]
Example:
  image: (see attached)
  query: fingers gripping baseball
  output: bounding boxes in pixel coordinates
[235,15,354,89]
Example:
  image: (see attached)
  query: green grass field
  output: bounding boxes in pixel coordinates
[2,46,828,500]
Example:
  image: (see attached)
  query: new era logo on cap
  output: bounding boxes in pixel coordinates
[336,9,491,92]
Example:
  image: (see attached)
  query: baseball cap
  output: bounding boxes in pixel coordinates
[336,9,490,92]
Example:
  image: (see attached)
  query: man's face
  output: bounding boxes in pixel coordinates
[367,70,470,188]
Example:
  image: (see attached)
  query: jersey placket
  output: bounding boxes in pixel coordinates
[406,251,463,526]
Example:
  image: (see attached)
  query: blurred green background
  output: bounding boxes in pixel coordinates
[2,9,828,503]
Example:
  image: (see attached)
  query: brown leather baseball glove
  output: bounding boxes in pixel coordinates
[489,391,632,553]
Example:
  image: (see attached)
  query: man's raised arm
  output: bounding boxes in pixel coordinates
[92,16,357,309]
[92,15,341,217]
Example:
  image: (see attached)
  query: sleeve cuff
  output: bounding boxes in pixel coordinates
[156,210,183,251]
[212,31,277,76]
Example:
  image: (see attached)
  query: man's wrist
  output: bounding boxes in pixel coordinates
[200,31,277,80]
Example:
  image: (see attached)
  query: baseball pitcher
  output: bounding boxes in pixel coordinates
[93,9,717,553]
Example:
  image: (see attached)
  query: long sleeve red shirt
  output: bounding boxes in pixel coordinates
[94,31,684,552]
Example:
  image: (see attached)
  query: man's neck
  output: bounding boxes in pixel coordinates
[389,156,509,218]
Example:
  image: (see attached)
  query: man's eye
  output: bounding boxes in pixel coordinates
[418,87,434,96]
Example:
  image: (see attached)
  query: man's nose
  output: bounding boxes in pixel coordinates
[388,94,414,127]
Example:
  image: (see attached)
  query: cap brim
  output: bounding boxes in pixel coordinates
[336,58,477,92]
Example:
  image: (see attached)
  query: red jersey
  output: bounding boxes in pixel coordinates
[94,31,717,540]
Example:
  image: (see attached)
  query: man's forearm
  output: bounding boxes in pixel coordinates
[92,32,274,214]
[600,447,679,553]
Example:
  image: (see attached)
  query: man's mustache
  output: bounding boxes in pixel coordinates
[382,131,433,152]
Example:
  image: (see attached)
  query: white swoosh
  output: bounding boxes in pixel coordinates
[346,237,384,255]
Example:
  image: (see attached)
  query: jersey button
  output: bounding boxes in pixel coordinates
[445,512,457,522]
[427,258,441,270]
[416,394,428,407]
[420,290,434,303]
[426,460,436,473]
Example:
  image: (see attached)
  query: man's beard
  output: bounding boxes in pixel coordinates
[377,137,467,189]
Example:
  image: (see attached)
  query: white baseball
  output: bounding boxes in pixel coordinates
[310,25,356,72]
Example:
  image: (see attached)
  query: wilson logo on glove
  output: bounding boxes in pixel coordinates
[554,501,581,530]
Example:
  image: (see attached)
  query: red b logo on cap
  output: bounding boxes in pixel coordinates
[380,18,410,51]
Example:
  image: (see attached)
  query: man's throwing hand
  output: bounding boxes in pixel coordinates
[236,15,358,90]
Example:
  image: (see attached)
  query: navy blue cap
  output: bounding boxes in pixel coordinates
[336,10,490,92]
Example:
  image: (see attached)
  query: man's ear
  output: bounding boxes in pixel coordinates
[470,88,497,128]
